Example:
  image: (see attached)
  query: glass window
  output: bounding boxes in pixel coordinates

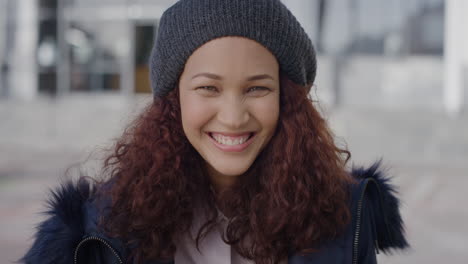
[68,21,128,92]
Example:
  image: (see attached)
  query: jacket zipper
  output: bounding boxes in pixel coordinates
[353,179,384,264]
[352,183,366,264]
[74,235,123,264]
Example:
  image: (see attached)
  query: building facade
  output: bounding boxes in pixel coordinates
[0,0,465,113]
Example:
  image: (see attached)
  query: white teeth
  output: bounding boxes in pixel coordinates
[211,133,250,146]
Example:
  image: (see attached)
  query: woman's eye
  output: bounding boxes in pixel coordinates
[247,86,270,93]
[197,86,217,92]
[195,86,219,96]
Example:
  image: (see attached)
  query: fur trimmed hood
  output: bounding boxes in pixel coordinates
[20,161,409,264]
[351,162,409,252]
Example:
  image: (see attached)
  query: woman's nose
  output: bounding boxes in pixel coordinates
[217,97,250,129]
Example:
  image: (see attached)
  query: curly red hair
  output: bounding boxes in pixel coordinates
[99,74,353,264]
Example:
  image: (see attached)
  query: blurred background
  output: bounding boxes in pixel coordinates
[0,0,467,263]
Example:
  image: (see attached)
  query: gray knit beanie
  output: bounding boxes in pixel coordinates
[149,0,316,98]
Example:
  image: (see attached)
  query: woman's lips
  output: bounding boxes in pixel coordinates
[207,132,256,152]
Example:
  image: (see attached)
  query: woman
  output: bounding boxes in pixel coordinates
[21,0,408,263]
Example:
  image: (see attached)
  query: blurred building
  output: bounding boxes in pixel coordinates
[0,0,466,114]
[0,0,178,99]
[38,0,179,96]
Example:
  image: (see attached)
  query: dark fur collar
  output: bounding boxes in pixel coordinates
[352,161,409,252]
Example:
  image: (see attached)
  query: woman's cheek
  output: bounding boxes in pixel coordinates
[182,96,217,131]
[253,96,280,128]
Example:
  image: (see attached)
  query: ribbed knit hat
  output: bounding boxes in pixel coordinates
[149,0,316,98]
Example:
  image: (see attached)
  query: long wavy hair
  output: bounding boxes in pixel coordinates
[98,73,353,264]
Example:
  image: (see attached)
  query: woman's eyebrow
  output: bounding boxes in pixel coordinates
[191,72,222,80]
[191,73,274,81]
[246,74,274,81]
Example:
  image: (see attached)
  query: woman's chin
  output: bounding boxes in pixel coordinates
[206,161,252,179]
[212,167,248,177]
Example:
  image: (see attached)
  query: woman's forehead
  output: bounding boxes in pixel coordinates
[182,36,280,79]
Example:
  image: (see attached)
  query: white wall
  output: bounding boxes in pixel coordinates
[9,0,38,100]
[443,0,467,115]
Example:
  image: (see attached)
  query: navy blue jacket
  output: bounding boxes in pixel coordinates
[20,162,409,263]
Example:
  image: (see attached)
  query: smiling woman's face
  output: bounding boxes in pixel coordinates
[179,36,280,191]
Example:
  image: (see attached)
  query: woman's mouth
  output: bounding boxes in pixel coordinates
[207,132,256,152]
